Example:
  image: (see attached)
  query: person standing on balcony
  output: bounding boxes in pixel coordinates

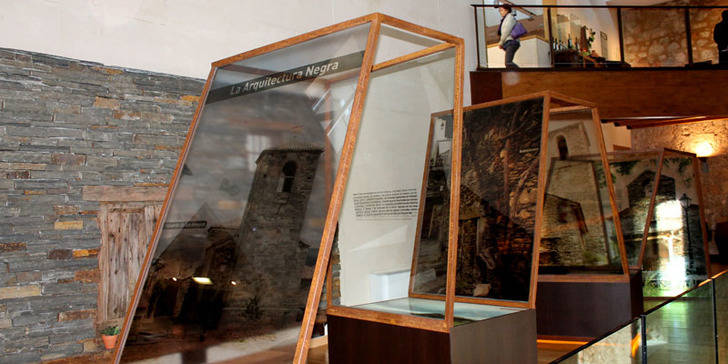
[497,4,519,69]
[715,10,728,65]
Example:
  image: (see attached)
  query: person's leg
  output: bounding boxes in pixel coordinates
[504,40,520,68]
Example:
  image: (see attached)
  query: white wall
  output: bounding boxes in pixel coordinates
[486,38,552,68]
[0,0,475,105]
[337,51,455,306]
[554,0,621,60]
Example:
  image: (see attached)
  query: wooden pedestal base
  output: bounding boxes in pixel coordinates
[327,309,536,364]
[536,270,643,339]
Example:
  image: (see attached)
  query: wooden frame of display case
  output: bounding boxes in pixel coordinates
[635,148,712,276]
[299,15,464,364]
[113,13,465,364]
[537,94,631,284]
[405,92,630,315]
[588,149,711,275]
[590,149,665,271]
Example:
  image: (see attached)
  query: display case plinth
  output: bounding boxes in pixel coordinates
[327,309,536,364]
[536,270,643,339]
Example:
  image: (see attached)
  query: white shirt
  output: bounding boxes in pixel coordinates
[499,13,516,46]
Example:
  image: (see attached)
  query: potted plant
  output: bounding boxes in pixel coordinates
[100,325,120,350]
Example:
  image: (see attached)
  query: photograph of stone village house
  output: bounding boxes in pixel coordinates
[1,1,728,364]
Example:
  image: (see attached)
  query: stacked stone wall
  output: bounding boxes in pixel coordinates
[622,0,725,67]
[0,48,203,362]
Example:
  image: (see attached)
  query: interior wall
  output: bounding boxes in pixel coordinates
[338,52,455,306]
[553,0,622,60]
[0,0,476,105]
[0,48,203,363]
[619,0,724,67]
[631,120,728,252]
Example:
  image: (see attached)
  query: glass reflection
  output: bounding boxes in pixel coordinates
[644,283,715,362]
[332,49,455,318]
[607,153,661,267]
[411,98,542,303]
[454,98,543,301]
[121,24,370,363]
[539,110,624,275]
[642,155,707,297]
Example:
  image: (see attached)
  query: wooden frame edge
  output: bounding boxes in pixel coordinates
[638,149,666,268]
[464,91,550,112]
[212,13,378,68]
[293,16,382,364]
[379,13,463,44]
[372,42,455,72]
[538,274,631,283]
[530,95,551,309]
[692,154,712,276]
[548,91,597,108]
[444,38,465,328]
[326,305,449,333]
[409,292,532,309]
[407,117,436,297]
[591,107,631,280]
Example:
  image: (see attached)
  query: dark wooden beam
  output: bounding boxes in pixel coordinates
[471,69,728,120]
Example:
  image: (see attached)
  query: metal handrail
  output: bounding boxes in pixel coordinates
[551,266,728,363]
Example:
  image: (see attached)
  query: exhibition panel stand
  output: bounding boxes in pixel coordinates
[457,93,639,340]
[615,149,711,299]
[112,13,415,364]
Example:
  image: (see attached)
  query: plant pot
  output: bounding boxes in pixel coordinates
[102,334,118,350]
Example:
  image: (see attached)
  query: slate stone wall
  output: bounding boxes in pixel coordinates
[0,48,203,363]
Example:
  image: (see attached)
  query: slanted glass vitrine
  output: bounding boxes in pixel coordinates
[537,103,629,281]
[638,149,710,298]
[115,13,471,364]
[606,151,663,269]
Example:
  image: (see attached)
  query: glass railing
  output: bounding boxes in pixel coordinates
[554,269,728,363]
[472,3,728,70]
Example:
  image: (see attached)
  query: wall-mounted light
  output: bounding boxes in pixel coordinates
[231,281,237,286]
[171,277,178,282]
[192,277,213,285]
[695,140,714,158]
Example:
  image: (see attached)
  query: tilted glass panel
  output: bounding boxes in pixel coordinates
[644,282,716,363]
[607,152,661,267]
[557,318,642,364]
[539,108,624,275]
[642,154,707,298]
[120,24,371,363]
[715,272,728,361]
[410,112,453,298]
[374,24,441,64]
[332,48,455,320]
[449,97,544,303]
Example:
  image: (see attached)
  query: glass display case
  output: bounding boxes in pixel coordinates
[463,94,640,339]
[538,106,629,279]
[309,15,536,364]
[606,151,663,269]
[113,13,408,364]
[638,149,710,298]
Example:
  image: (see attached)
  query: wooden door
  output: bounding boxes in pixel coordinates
[97,202,162,323]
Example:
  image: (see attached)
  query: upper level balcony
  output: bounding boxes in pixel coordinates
[470,2,728,127]
[473,2,728,70]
